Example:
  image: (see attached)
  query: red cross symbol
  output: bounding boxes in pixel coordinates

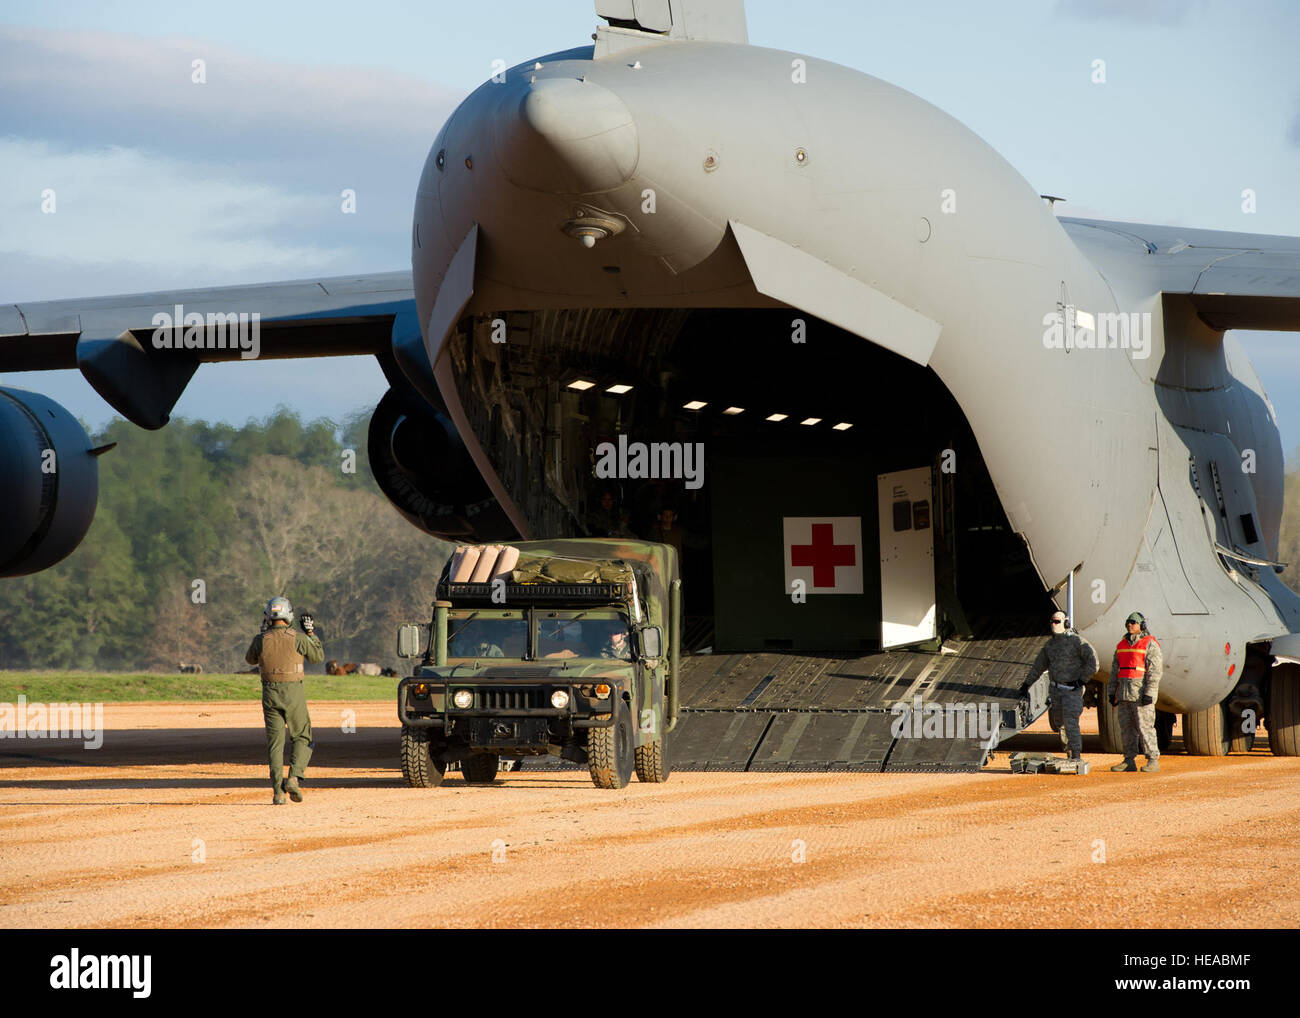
[790,523,856,588]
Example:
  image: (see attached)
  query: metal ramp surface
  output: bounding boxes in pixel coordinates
[668,621,1048,773]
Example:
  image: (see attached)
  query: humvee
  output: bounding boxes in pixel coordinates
[396,539,680,789]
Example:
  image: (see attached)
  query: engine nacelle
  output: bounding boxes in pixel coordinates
[367,388,516,541]
[0,388,103,577]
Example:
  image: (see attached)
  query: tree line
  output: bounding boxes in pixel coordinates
[0,409,450,672]
[2,408,1300,672]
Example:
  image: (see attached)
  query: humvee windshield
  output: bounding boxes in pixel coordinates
[538,611,632,660]
[447,613,528,659]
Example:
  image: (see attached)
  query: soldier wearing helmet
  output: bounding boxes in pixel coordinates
[1107,610,1163,773]
[245,596,324,804]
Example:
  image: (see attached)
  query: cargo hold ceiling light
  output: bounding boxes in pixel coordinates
[766,413,788,422]
[566,379,596,391]
[800,417,822,426]
[723,406,745,415]
[833,422,853,431]
[605,383,633,394]
[683,400,707,410]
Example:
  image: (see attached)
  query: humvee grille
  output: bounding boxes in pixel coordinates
[478,687,544,710]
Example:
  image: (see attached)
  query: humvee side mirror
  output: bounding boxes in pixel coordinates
[638,625,663,659]
[397,624,423,658]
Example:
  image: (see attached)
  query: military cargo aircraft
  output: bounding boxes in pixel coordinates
[4,0,1299,769]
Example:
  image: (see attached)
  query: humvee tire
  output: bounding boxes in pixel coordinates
[635,734,671,783]
[589,699,635,789]
[400,725,446,788]
[1183,702,1230,756]
[1269,663,1300,756]
[462,753,501,784]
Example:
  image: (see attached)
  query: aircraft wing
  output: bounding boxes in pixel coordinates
[1060,217,1300,332]
[0,271,418,428]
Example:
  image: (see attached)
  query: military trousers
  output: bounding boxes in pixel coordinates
[1049,684,1083,754]
[262,680,313,787]
[1117,699,1158,762]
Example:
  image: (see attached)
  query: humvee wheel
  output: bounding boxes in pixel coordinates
[589,698,635,789]
[1183,703,1230,756]
[1269,663,1300,756]
[635,732,671,783]
[462,753,501,784]
[400,725,446,788]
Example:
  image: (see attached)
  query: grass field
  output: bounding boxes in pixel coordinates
[0,671,399,702]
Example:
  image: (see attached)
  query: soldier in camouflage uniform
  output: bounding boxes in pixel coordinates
[1023,609,1099,760]
[245,597,324,803]
[1107,611,1162,773]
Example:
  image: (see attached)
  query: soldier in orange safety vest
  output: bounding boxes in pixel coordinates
[1107,611,1163,772]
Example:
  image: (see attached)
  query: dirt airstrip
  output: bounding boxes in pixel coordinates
[1,701,1297,928]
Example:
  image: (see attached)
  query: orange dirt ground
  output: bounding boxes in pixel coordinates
[1,701,1296,928]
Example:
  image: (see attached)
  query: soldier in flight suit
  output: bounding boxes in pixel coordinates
[1108,611,1163,773]
[1023,610,1099,760]
[245,597,324,804]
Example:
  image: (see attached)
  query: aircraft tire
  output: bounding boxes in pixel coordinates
[1155,710,1175,753]
[1182,703,1230,756]
[1269,663,1300,756]
[1097,695,1124,755]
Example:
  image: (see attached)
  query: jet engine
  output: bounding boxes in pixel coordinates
[367,388,516,541]
[0,387,104,577]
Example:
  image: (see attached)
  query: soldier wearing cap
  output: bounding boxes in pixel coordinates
[245,596,324,804]
[1023,610,1098,760]
[1108,611,1162,773]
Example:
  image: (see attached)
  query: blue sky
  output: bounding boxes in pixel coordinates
[2,0,1299,449]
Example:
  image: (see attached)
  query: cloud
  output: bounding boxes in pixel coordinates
[2,139,346,267]
[0,26,458,163]
[0,26,461,300]
[1054,0,1203,25]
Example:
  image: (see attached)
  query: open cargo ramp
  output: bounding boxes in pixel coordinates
[669,621,1049,773]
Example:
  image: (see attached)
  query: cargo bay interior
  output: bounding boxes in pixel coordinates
[444,306,1051,655]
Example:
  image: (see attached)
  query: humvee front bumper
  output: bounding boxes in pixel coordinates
[397,677,615,730]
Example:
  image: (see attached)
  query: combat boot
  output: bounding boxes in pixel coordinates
[272,784,287,805]
[283,775,304,802]
[1068,749,1082,761]
[1110,760,1137,772]
[1141,758,1160,772]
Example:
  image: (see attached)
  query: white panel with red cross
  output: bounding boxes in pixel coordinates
[782,517,864,595]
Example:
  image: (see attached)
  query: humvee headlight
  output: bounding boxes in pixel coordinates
[453,689,474,709]
[551,690,570,709]
[593,683,611,699]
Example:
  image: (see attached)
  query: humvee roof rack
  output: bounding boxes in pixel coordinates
[437,581,630,605]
